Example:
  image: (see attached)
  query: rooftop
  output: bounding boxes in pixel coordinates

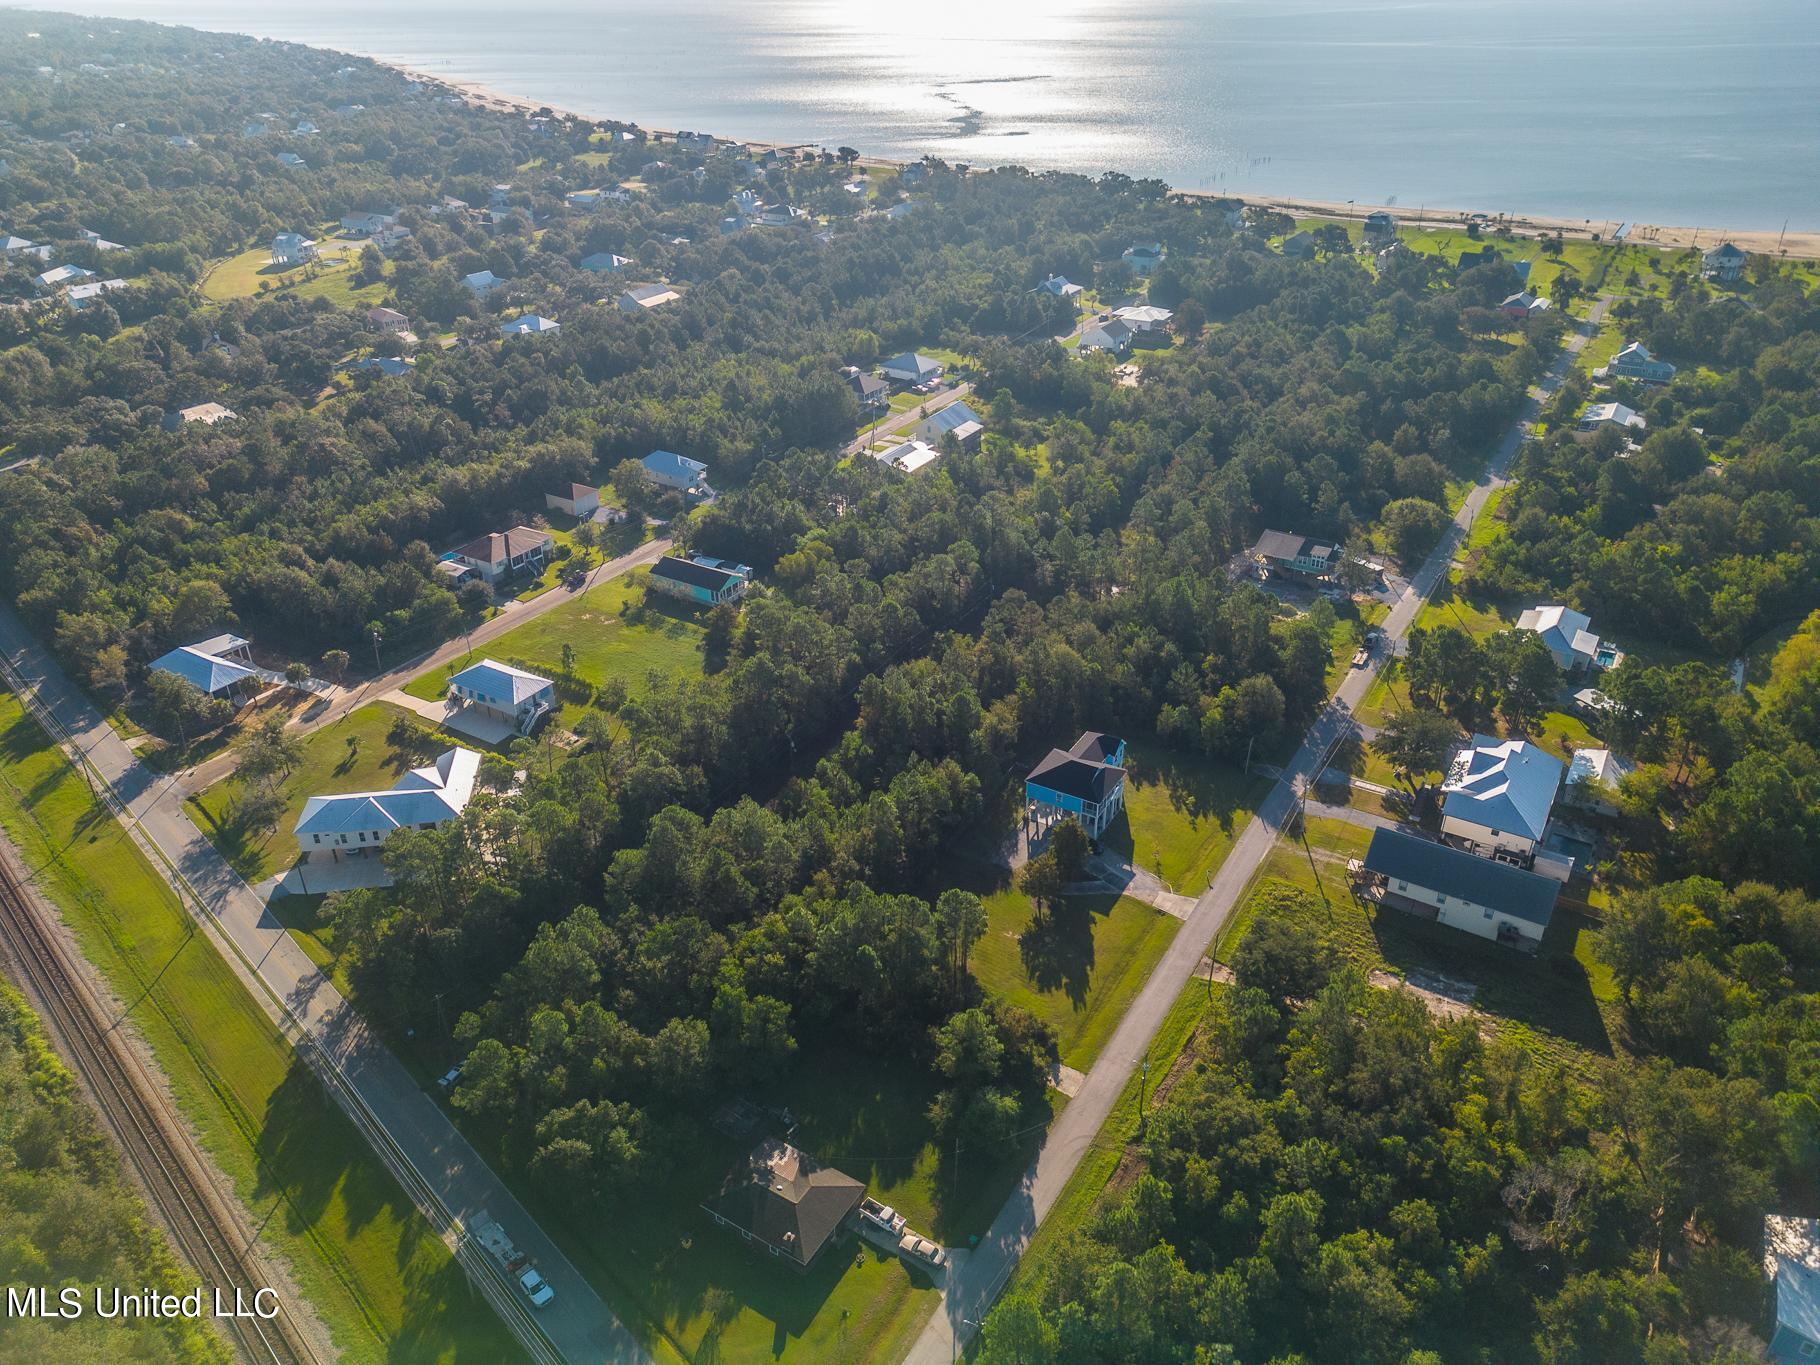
[1442,735,1564,842]
[703,1139,865,1268]
[1364,827,1559,927]
[447,658,553,705]
[295,747,481,837]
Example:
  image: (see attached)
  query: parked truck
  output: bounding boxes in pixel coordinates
[470,1210,556,1308]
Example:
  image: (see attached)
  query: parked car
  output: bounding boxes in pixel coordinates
[898,1233,946,1269]
[518,1265,555,1308]
[437,1064,464,1090]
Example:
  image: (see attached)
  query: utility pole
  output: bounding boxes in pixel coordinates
[370,628,383,675]
[1137,1057,1150,1135]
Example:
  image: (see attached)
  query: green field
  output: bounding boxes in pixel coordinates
[188,703,443,883]
[404,571,707,726]
[970,885,1178,1071]
[1104,741,1268,894]
[201,232,386,307]
[0,690,514,1363]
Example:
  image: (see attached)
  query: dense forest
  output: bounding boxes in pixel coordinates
[3,10,1819,1362]
[0,983,223,1362]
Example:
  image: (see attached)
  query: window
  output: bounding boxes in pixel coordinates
[1483,909,1494,919]
[311,834,320,845]
[358,832,367,842]
[1798,1341,1817,1360]
[1435,894,1447,904]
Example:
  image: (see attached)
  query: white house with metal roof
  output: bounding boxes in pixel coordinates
[1121,242,1164,275]
[446,659,554,737]
[911,400,984,449]
[1113,304,1173,334]
[462,269,503,295]
[1702,241,1747,282]
[1079,318,1134,355]
[499,313,560,338]
[880,352,943,385]
[873,438,941,474]
[619,283,681,312]
[1440,735,1565,869]
[149,634,259,698]
[1034,274,1084,298]
[271,232,316,266]
[1516,603,1612,673]
[1564,747,1633,816]
[1575,401,1646,438]
[1357,827,1558,952]
[295,746,481,861]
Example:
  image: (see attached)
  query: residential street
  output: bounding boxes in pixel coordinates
[905,298,1609,1363]
[180,531,672,792]
[0,606,649,1364]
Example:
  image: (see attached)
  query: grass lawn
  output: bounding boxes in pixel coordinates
[188,703,443,883]
[504,1030,1075,1364]
[1413,573,1513,641]
[1102,741,1268,894]
[968,883,1178,1071]
[201,233,381,306]
[1222,817,1617,1073]
[404,571,707,727]
[0,689,514,1364]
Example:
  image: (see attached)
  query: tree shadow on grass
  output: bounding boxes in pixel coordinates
[1369,905,1614,1057]
[1018,897,1101,1007]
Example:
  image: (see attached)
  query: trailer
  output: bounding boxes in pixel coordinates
[470,1210,556,1307]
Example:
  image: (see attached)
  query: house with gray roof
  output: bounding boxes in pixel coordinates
[703,1139,865,1273]
[1574,400,1646,439]
[1025,732,1128,839]
[451,525,553,584]
[1280,230,1315,260]
[1516,603,1610,673]
[445,659,554,737]
[499,313,560,338]
[271,232,316,266]
[1252,530,1340,579]
[1440,735,1564,868]
[1357,827,1558,951]
[1594,341,1676,385]
[1079,317,1134,355]
[1702,241,1747,282]
[295,746,480,861]
[912,399,984,449]
[579,252,632,273]
[880,352,943,385]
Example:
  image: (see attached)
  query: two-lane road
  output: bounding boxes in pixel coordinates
[906,297,1609,1363]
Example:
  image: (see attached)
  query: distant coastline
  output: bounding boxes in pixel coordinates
[373,54,1820,262]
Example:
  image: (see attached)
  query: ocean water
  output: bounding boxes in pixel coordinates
[26,0,1820,228]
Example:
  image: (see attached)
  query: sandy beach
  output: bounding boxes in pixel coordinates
[381,57,1820,261]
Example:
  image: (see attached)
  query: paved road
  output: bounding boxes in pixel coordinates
[0,607,648,1364]
[904,298,1609,1363]
[843,381,978,458]
[183,533,672,791]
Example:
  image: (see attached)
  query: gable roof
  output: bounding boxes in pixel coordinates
[881,351,941,379]
[463,269,501,290]
[447,658,553,705]
[1253,529,1337,563]
[875,439,940,473]
[1442,735,1563,841]
[500,313,559,335]
[1069,732,1125,763]
[1364,828,1559,927]
[295,747,480,837]
[1704,241,1746,261]
[703,1140,864,1268]
[652,555,743,593]
[1516,604,1598,660]
[579,252,632,271]
[848,371,888,400]
[922,400,982,436]
[621,283,680,307]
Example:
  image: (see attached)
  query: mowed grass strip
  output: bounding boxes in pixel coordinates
[971,886,1178,1071]
[403,571,707,723]
[188,703,441,883]
[0,690,514,1364]
[1107,741,1268,893]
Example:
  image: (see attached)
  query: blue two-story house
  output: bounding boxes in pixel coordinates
[648,555,750,607]
[1025,732,1128,839]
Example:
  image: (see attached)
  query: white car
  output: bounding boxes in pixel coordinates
[518,1265,555,1307]
[898,1234,946,1269]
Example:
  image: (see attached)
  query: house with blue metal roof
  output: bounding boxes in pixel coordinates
[1357,827,1558,951]
[295,746,481,861]
[446,659,554,737]
[1440,735,1565,868]
[1025,732,1128,839]
[149,634,260,698]
[1767,1216,1820,1364]
[642,449,713,497]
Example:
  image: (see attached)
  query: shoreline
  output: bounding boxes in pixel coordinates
[364,53,1820,261]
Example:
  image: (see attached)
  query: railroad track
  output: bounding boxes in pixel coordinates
[0,847,321,1365]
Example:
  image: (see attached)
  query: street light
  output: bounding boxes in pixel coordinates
[951,1316,980,1364]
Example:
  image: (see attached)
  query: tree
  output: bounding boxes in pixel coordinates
[1483,630,1559,729]
[933,888,989,992]
[284,660,311,686]
[1018,851,1063,913]
[318,649,350,685]
[1379,497,1450,566]
[837,146,859,167]
[1371,708,1462,790]
[456,578,492,618]
[611,458,655,516]
[1049,818,1090,881]
[1232,896,1339,1004]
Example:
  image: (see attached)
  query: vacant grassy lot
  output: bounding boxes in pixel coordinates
[0,690,513,1363]
[1104,741,1268,894]
[1220,816,1617,1073]
[404,571,707,726]
[188,703,444,883]
[969,882,1178,1071]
